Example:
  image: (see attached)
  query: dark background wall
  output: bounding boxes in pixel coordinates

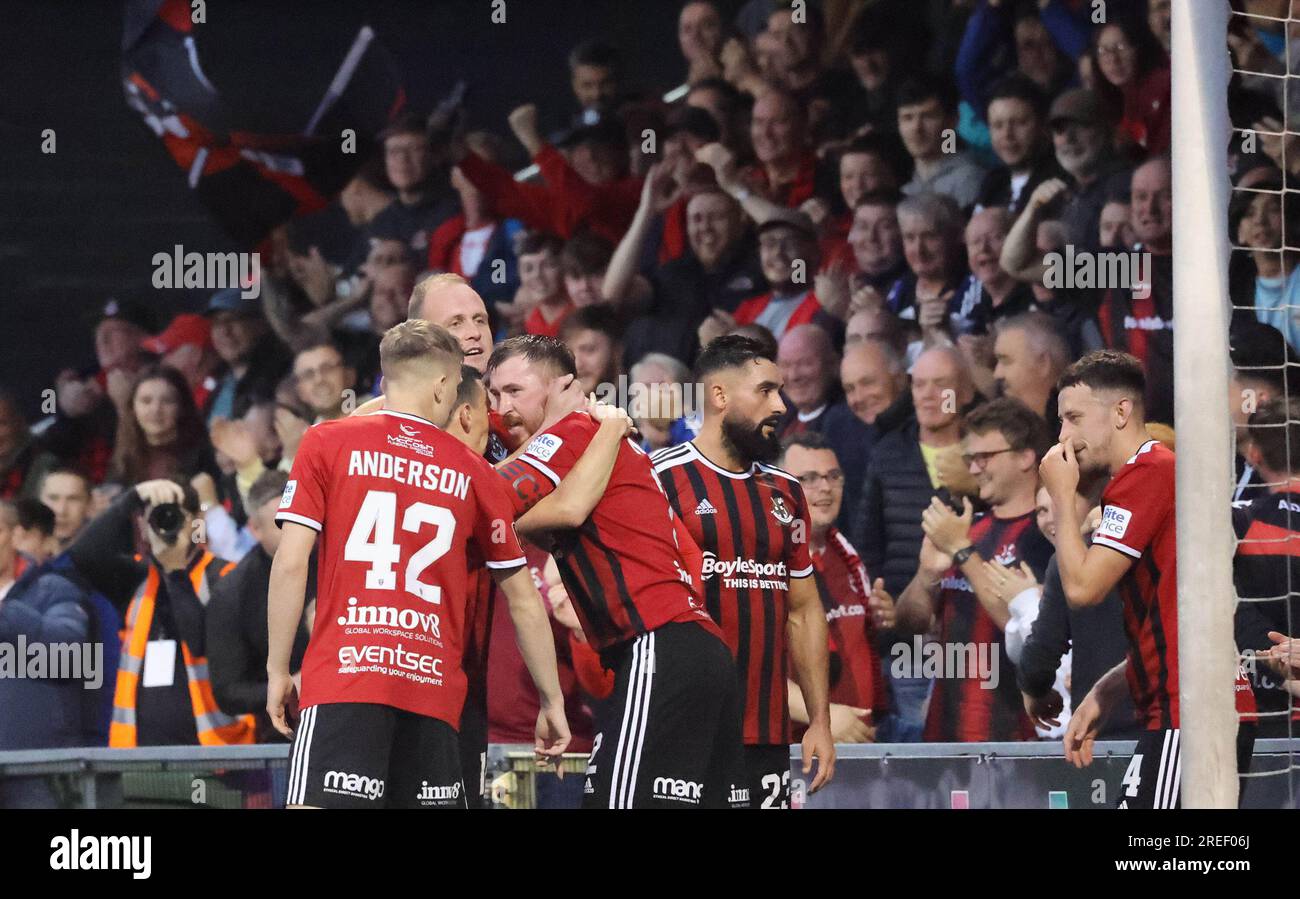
[0,0,739,414]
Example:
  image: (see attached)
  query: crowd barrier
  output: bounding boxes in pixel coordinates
[0,740,1294,809]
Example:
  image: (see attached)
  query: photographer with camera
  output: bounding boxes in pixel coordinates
[66,478,255,746]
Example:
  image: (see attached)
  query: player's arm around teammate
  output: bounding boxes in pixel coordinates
[513,400,635,541]
[1039,441,1131,607]
[786,574,836,791]
[267,521,316,738]
[490,564,572,760]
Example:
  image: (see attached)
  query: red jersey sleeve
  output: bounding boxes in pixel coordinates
[1094,455,1172,560]
[275,424,330,531]
[495,414,591,516]
[468,454,527,569]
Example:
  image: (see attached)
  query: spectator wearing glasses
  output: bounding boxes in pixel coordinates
[291,342,364,424]
[367,113,457,257]
[1088,15,1170,156]
[895,397,1054,742]
[781,432,894,745]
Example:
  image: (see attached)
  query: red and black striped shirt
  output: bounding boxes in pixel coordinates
[651,441,814,746]
[501,413,720,654]
[1231,490,1300,734]
[812,528,889,717]
[924,511,1052,742]
[1093,439,1179,730]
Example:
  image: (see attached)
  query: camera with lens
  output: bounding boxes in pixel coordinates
[147,502,187,545]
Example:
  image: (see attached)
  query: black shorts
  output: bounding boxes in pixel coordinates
[583,622,746,809]
[286,703,466,809]
[1117,725,1258,809]
[458,693,488,810]
[744,744,791,809]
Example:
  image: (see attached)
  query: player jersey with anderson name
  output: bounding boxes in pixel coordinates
[501,412,721,654]
[276,409,526,726]
[651,441,814,746]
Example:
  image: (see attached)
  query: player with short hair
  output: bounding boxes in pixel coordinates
[651,335,835,808]
[1043,350,1253,808]
[488,334,746,808]
[268,321,570,809]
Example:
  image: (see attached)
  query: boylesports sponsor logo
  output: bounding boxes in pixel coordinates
[416,780,461,804]
[652,776,702,804]
[337,597,441,642]
[701,551,789,590]
[323,770,385,801]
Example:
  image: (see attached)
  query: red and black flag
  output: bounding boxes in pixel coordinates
[121,0,405,249]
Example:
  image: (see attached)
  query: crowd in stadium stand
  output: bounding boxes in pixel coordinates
[4,0,1300,804]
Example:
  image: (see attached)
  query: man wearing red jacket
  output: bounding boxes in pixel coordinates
[454,105,640,246]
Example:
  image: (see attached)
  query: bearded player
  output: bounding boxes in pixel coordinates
[488,335,747,809]
[650,335,835,808]
[442,362,635,806]
[268,321,569,808]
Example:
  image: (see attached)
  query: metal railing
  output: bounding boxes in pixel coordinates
[2,740,1295,809]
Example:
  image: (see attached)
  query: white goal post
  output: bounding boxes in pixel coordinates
[1171,0,1239,808]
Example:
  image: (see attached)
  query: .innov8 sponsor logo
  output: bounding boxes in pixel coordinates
[417,780,462,804]
[337,597,441,638]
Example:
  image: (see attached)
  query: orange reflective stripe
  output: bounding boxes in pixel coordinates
[111,555,254,747]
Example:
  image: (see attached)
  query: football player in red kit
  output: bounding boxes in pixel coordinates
[268,321,569,808]
[1043,350,1255,808]
[651,336,835,808]
[488,335,747,809]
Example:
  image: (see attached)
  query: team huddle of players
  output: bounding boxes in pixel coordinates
[262,273,1248,810]
[264,273,834,809]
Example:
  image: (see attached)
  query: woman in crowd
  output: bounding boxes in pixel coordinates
[107,365,219,487]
